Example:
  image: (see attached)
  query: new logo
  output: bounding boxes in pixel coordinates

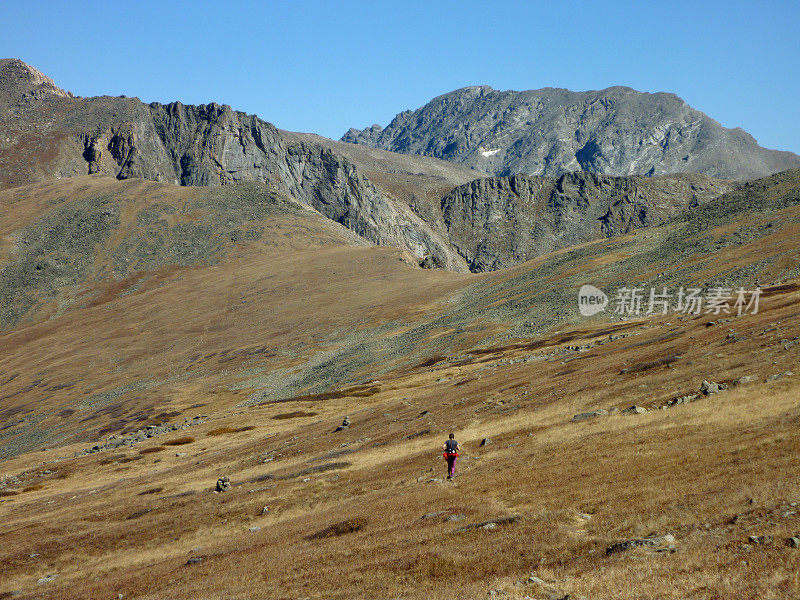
[577,284,608,316]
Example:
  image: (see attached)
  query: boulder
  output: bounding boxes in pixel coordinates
[215,476,231,492]
[606,533,677,555]
[572,409,609,422]
[700,380,726,395]
[748,535,772,545]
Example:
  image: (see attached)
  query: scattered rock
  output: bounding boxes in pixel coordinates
[456,515,520,532]
[572,409,608,422]
[700,380,726,395]
[421,511,446,520]
[260,506,269,515]
[248,526,261,533]
[528,575,546,585]
[334,416,351,432]
[37,574,58,585]
[446,514,466,522]
[479,437,492,446]
[606,533,676,555]
[622,405,647,415]
[748,535,773,545]
[766,371,794,382]
[175,452,187,457]
[787,537,800,548]
[215,476,231,492]
[184,557,204,566]
[734,375,758,385]
[75,415,206,456]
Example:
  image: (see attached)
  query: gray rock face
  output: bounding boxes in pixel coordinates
[0,62,461,269]
[342,85,800,180]
[440,171,731,271]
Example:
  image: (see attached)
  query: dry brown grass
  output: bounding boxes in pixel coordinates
[206,426,255,436]
[2,176,800,598]
[307,517,369,539]
[2,285,799,599]
[162,436,194,446]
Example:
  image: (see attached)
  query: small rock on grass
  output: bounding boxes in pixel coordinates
[421,511,445,520]
[37,574,58,585]
[215,476,231,492]
[185,557,203,566]
[446,514,466,522]
[479,437,492,446]
[572,409,608,422]
[766,371,794,382]
[700,380,726,395]
[787,537,800,548]
[622,405,647,415]
[248,526,261,533]
[749,535,773,544]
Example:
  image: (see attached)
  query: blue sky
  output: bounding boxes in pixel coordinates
[2,0,799,153]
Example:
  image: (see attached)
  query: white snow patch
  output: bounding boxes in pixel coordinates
[481,148,501,157]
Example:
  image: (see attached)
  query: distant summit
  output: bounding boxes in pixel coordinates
[342,85,800,180]
[0,58,71,98]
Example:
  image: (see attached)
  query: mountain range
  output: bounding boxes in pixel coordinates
[342,85,800,180]
[0,59,757,274]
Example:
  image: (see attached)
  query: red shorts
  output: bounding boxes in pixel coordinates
[443,452,459,460]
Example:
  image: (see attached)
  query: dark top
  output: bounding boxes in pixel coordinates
[444,439,458,453]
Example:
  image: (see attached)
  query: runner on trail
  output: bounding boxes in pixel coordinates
[442,433,460,480]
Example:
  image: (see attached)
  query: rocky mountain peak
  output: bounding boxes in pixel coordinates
[342,85,800,180]
[0,58,71,98]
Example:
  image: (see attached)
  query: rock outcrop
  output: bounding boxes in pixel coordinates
[440,171,733,271]
[342,85,800,180]
[0,60,463,269]
[0,61,749,275]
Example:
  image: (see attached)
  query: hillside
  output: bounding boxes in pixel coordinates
[1,170,799,598]
[342,85,800,180]
[2,59,745,275]
[0,58,466,271]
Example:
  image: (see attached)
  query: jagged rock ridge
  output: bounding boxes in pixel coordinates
[440,171,733,271]
[0,59,464,270]
[342,85,800,180]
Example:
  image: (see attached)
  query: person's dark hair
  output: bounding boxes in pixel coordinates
[449,433,454,439]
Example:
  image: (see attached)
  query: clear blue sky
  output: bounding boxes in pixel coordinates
[2,0,799,153]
